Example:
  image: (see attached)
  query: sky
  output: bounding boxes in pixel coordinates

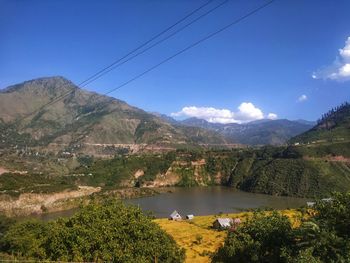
[0,0,349,123]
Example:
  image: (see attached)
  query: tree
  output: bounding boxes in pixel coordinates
[213,192,350,263]
[213,212,294,263]
[2,200,185,262]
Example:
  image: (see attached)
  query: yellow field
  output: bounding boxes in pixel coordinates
[154,210,303,263]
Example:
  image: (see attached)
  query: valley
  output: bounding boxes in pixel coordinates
[0,78,349,219]
[2,1,350,261]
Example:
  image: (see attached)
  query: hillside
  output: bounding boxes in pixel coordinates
[70,141,350,198]
[180,117,313,146]
[291,102,350,144]
[0,77,227,155]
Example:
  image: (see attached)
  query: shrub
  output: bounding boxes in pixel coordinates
[2,200,185,262]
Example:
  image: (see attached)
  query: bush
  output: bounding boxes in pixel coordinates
[213,192,350,263]
[213,212,293,263]
[2,200,185,262]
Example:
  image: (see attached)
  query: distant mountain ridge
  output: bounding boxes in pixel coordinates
[0,77,227,154]
[156,116,314,146]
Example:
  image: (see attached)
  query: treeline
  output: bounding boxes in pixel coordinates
[213,192,350,263]
[0,200,185,262]
[71,142,350,198]
[316,101,350,126]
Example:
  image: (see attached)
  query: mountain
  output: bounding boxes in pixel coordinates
[291,102,350,144]
[179,117,313,146]
[149,112,178,125]
[294,119,316,126]
[0,77,227,154]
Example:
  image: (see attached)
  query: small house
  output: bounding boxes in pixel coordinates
[186,214,194,220]
[213,218,233,230]
[169,210,182,221]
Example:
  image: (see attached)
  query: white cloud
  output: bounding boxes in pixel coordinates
[171,102,277,124]
[297,94,307,102]
[235,102,264,122]
[312,36,350,81]
[267,113,278,120]
[171,106,236,124]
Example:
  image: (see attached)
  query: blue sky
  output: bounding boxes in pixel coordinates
[1,0,349,123]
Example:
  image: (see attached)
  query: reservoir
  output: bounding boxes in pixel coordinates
[125,186,308,218]
[34,187,308,220]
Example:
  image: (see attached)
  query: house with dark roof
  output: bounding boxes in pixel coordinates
[213,218,233,230]
[186,214,194,220]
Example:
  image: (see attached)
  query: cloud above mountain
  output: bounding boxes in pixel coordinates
[267,113,278,120]
[312,36,350,81]
[171,102,277,124]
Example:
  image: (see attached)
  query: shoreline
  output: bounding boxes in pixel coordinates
[0,186,166,218]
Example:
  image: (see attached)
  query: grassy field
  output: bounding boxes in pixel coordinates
[155,210,304,263]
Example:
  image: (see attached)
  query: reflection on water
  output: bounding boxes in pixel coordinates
[29,187,309,220]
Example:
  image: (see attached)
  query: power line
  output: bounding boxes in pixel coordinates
[75,0,275,120]
[79,0,229,89]
[103,0,275,97]
[12,0,215,124]
[13,0,276,129]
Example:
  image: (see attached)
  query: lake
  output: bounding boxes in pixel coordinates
[33,187,309,220]
[125,187,308,218]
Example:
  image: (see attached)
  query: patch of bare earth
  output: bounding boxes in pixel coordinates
[0,186,101,216]
[0,167,9,175]
[143,166,181,187]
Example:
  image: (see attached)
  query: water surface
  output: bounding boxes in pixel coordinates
[124,187,308,218]
[30,187,308,220]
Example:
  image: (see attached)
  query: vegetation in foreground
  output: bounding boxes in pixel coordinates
[155,209,302,263]
[213,192,350,263]
[0,192,349,263]
[0,200,185,262]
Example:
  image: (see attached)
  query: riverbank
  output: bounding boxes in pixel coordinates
[155,209,303,263]
[0,187,166,217]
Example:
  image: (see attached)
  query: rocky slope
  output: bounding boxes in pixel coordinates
[0,77,227,155]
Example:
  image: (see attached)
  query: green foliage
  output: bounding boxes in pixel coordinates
[294,141,350,158]
[76,145,350,196]
[213,212,293,263]
[213,192,350,263]
[0,173,77,196]
[314,192,350,238]
[0,215,15,250]
[1,200,185,262]
[176,166,197,187]
[290,102,350,144]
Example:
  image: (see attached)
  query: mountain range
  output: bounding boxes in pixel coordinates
[177,117,314,146]
[0,77,315,154]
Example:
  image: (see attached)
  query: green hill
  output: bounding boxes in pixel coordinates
[290,102,350,144]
